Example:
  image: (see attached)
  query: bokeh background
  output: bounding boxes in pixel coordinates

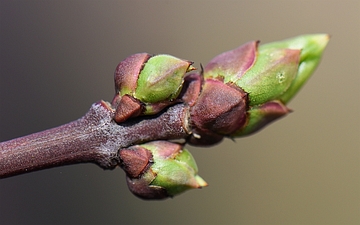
[1,1,359,224]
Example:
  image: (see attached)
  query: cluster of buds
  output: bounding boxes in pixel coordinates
[113,34,329,199]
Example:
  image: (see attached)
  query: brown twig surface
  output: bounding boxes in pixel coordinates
[0,101,190,178]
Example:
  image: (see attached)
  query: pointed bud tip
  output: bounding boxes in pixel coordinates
[309,33,330,46]
[195,175,208,188]
[302,33,330,58]
[188,64,196,72]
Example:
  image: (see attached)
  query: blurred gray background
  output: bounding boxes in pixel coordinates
[1,1,359,224]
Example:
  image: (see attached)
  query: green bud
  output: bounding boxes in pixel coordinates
[135,54,195,103]
[236,48,300,106]
[198,34,329,137]
[122,141,206,200]
[259,34,330,103]
[143,141,206,197]
[112,53,195,123]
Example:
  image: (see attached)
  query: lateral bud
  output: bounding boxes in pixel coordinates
[112,53,195,123]
[120,141,207,200]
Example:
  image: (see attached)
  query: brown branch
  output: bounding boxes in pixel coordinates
[0,101,190,178]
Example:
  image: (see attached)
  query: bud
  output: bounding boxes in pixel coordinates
[112,54,195,123]
[234,34,329,136]
[189,34,329,140]
[259,34,330,103]
[120,141,207,200]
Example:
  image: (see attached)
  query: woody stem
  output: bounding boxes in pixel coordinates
[0,101,190,178]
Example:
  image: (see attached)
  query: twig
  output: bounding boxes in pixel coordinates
[0,34,329,199]
[0,101,189,178]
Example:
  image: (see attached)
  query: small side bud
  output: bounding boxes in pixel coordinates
[112,54,195,123]
[121,141,207,200]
